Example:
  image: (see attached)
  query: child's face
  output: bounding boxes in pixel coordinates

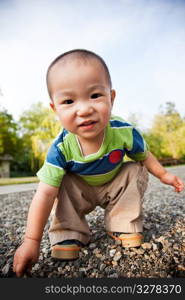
[49,58,115,143]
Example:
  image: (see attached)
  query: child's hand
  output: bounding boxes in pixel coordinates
[13,238,40,277]
[160,172,184,192]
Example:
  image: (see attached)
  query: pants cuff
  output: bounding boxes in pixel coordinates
[106,221,143,233]
[49,230,90,246]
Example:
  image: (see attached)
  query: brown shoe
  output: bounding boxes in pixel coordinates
[108,232,143,248]
[51,240,82,260]
[119,233,143,247]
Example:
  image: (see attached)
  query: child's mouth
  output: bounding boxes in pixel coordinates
[79,120,97,129]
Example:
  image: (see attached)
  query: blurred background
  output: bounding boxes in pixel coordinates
[0,0,185,180]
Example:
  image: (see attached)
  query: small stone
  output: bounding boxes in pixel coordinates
[152,243,158,251]
[109,249,116,257]
[100,263,106,271]
[33,263,40,271]
[157,236,165,242]
[110,244,117,249]
[141,243,152,250]
[113,252,122,262]
[89,243,96,250]
[100,255,106,261]
[160,271,167,277]
[79,267,86,272]
[144,223,151,230]
[177,265,185,271]
[173,257,179,263]
[2,263,10,275]
[173,243,180,250]
[137,249,145,255]
[65,265,71,271]
[39,254,44,260]
[129,251,136,257]
[108,273,118,278]
[42,247,48,254]
[132,248,145,255]
[150,253,156,260]
[93,248,100,255]
[57,267,63,273]
[95,253,102,258]
[115,240,122,246]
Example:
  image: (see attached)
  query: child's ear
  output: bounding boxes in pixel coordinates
[111,89,116,106]
[50,102,56,111]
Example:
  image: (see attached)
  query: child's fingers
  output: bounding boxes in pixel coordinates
[174,178,184,192]
[14,259,32,277]
[14,262,26,277]
[175,187,181,193]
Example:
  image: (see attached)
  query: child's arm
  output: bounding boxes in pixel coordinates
[13,181,59,277]
[142,151,184,192]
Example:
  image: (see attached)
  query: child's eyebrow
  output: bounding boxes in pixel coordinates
[87,84,107,91]
[54,85,107,99]
[54,90,75,98]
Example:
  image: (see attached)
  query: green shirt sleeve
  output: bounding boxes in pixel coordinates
[37,162,66,187]
[125,127,149,161]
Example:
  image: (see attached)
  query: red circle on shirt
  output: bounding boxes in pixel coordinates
[108,150,123,164]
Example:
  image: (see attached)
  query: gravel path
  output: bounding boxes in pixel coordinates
[0,166,185,278]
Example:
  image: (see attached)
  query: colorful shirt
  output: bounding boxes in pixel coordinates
[37,116,149,187]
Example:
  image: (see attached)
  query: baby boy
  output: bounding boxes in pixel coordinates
[13,49,184,277]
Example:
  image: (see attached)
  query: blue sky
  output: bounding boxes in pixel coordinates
[0,0,185,129]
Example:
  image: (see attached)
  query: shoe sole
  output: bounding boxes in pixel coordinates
[119,233,143,247]
[108,232,143,248]
[51,244,81,260]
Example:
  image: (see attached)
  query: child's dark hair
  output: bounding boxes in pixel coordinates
[46,49,112,99]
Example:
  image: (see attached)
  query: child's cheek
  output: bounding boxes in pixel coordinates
[98,102,112,115]
[101,105,112,122]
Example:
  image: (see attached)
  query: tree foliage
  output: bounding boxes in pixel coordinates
[19,102,60,171]
[0,107,18,156]
[144,102,185,159]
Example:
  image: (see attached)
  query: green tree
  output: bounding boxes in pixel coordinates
[0,107,18,156]
[0,106,28,176]
[144,102,185,159]
[19,102,60,171]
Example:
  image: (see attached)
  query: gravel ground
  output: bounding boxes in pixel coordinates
[0,166,185,278]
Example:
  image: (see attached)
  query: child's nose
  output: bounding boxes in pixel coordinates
[76,102,94,116]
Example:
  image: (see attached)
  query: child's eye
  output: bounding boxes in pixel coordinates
[91,93,102,99]
[62,99,74,104]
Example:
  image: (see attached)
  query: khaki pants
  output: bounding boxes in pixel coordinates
[49,162,148,246]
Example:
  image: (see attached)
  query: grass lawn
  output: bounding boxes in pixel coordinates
[0,177,39,186]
